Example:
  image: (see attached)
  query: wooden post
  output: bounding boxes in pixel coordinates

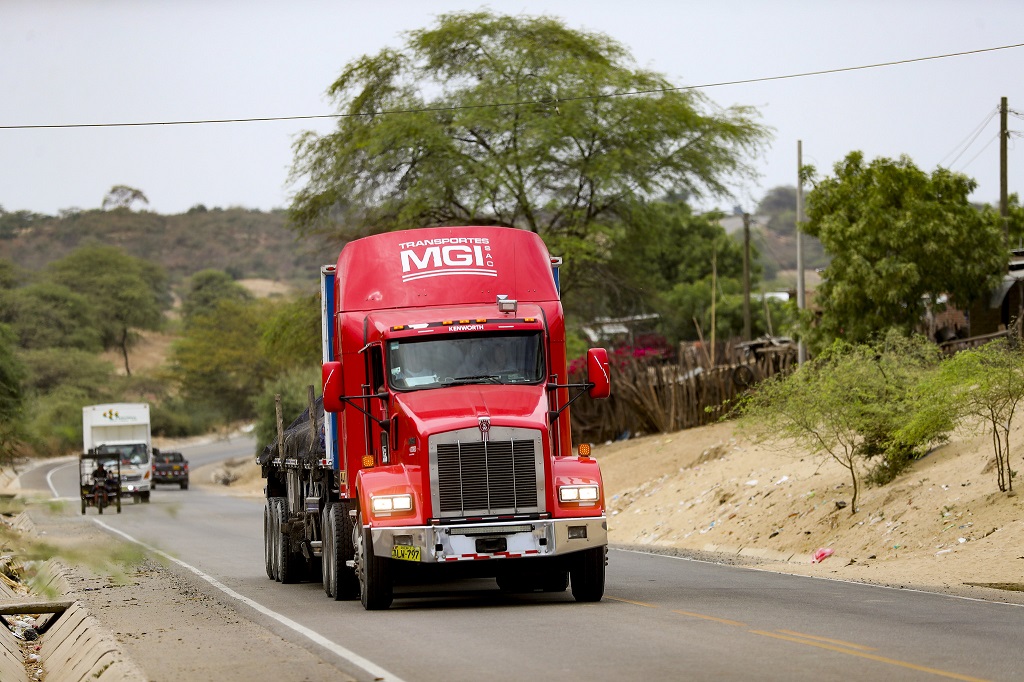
[275,394,284,459]
[308,384,317,455]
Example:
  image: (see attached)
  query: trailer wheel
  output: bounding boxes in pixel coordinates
[263,500,276,579]
[274,498,302,584]
[569,546,606,602]
[354,514,392,610]
[323,503,359,600]
[268,497,285,580]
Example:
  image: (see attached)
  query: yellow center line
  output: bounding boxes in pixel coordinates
[605,596,659,608]
[775,629,877,651]
[750,630,991,682]
[672,609,747,627]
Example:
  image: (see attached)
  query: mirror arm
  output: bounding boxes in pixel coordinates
[546,382,595,424]
[339,393,390,431]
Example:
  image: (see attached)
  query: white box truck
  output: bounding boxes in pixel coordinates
[82,403,153,503]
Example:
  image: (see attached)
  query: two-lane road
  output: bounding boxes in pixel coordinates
[19,438,1024,681]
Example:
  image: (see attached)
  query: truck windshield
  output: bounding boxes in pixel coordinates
[94,444,150,465]
[388,333,545,390]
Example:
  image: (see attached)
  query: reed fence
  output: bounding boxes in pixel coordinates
[569,339,798,443]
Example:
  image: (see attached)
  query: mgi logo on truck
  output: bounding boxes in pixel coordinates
[398,236,496,282]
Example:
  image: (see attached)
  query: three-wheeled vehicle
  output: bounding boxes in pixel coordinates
[80,452,122,514]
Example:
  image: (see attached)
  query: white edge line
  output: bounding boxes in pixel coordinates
[91,518,408,682]
[610,547,1024,608]
[46,461,78,499]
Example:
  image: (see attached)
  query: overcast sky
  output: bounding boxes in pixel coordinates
[3,1,1023,217]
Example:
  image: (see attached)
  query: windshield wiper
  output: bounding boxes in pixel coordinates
[444,375,502,385]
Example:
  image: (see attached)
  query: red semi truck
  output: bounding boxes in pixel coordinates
[260,226,611,609]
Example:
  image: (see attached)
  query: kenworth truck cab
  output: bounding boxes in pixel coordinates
[260,226,611,609]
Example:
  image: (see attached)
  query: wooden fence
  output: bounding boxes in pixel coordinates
[569,340,798,443]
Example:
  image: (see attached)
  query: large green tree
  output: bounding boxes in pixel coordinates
[170,298,273,421]
[45,245,168,375]
[804,152,1005,345]
[181,269,253,329]
[0,282,104,351]
[289,10,769,293]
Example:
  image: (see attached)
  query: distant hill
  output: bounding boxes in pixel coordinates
[0,206,337,288]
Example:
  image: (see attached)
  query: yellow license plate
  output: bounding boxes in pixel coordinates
[391,545,421,562]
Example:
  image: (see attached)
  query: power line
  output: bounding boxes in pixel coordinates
[954,132,999,172]
[938,107,997,167]
[2,42,1022,131]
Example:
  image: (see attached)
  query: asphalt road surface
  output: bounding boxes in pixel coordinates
[18,438,1024,682]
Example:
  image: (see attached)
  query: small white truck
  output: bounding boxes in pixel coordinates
[82,403,154,503]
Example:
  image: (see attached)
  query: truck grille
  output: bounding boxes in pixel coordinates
[431,429,544,517]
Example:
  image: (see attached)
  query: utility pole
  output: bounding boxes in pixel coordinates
[1001,96,1009,244]
[742,212,751,341]
[796,141,807,364]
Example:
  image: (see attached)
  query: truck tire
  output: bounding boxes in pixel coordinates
[263,499,277,580]
[141,491,150,503]
[322,503,359,600]
[542,570,569,592]
[354,514,392,610]
[569,546,606,602]
[180,481,189,490]
[274,498,302,584]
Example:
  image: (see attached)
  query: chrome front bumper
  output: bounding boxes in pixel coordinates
[369,516,607,563]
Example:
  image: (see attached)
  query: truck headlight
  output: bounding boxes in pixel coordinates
[371,494,413,514]
[559,485,600,503]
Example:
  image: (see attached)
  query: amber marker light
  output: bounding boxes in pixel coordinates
[361,455,375,468]
[578,443,592,458]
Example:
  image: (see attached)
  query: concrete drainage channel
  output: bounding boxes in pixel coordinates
[0,514,146,682]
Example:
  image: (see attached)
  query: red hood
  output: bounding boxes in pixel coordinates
[391,384,549,434]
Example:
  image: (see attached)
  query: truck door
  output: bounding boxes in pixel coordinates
[363,344,390,465]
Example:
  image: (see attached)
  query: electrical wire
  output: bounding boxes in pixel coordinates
[938,107,997,167]
[2,42,1022,131]
[954,132,999,172]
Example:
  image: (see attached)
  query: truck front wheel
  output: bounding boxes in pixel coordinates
[322,503,359,600]
[353,514,392,610]
[569,546,606,602]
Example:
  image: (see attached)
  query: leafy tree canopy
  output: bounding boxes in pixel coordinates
[261,294,322,376]
[170,298,273,420]
[45,245,169,374]
[102,185,149,211]
[0,282,104,351]
[288,10,769,293]
[804,152,1006,345]
[181,269,253,328]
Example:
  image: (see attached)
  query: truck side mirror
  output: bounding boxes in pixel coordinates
[586,348,611,399]
[322,361,345,413]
